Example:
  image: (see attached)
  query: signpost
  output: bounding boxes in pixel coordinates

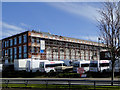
[77,68,86,77]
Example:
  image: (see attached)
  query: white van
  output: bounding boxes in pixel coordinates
[39,61,65,73]
[73,60,90,72]
[89,60,110,72]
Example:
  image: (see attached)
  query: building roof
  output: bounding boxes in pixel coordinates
[1,30,105,47]
[30,30,105,47]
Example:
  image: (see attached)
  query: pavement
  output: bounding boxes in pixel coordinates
[1,78,120,80]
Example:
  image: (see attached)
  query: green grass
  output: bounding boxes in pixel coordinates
[2,84,120,90]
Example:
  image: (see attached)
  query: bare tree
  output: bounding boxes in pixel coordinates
[97,2,120,85]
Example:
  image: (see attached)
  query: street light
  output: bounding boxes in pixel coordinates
[98,37,101,61]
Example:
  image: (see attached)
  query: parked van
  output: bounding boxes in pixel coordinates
[73,60,90,72]
[89,60,110,72]
[39,61,65,73]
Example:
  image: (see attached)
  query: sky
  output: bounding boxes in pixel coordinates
[1,2,102,42]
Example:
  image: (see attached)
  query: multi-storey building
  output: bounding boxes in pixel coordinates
[2,30,105,64]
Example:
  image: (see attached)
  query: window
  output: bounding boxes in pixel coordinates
[14,37,17,45]
[81,64,89,67]
[23,34,27,43]
[10,39,13,46]
[7,41,9,47]
[73,63,79,67]
[23,53,27,58]
[10,55,13,60]
[37,38,40,43]
[14,55,17,59]
[32,47,35,53]
[32,38,35,43]
[5,50,7,56]
[10,48,13,55]
[19,54,22,59]
[2,41,4,48]
[14,47,17,55]
[45,63,63,68]
[19,36,22,44]
[5,41,7,47]
[90,63,97,67]
[100,63,109,67]
[23,45,27,53]
[10,48,13,60]
[2,50,4,56]
[19,46,22,54]
[36,47,39,53]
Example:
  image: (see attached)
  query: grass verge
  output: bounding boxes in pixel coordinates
[2,84,120,90]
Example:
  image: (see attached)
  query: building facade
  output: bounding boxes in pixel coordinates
[2,30,105,64]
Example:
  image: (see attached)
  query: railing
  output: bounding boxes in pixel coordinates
[1,78,120,89]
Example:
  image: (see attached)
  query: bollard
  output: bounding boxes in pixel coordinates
[25,80,28,87]
[68,81,71,90]
[94,81,96,90]
[46,80,48,89]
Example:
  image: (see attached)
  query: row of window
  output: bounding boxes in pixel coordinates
[2,34,27,48]
[9,53,27,60]
[3,45,27,59]
[32,38,42,43]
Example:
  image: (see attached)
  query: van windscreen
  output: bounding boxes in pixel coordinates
[81,64,89,67]
[46,63,62,68]
[100,63,109,67]
[90,63,97,67]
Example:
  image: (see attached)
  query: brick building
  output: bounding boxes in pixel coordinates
[2,30,105,64]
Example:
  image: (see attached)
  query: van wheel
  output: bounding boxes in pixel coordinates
[50,70,54,73]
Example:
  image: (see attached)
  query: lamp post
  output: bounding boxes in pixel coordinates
[98,37,101,61]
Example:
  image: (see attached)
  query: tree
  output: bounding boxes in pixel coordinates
[97,2,120,85]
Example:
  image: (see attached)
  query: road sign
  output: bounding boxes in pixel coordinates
[40,50,44,53]
[77,68,84,74]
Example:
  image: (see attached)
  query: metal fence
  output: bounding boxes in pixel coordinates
[1,78,120,89]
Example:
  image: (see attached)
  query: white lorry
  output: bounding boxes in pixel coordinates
[73,60,90,72]
[14,59,50,72]
[14,59,65,73]
[89,60,110,72]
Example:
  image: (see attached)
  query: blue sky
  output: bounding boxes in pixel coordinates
[2,2,102,42]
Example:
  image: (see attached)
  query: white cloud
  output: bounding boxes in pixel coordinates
[72,34,98,42]
[48,3,100,21]
[80,35,98,42]
[1,22,26,39]
[20,23,31,28]
[2,22,23,31]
